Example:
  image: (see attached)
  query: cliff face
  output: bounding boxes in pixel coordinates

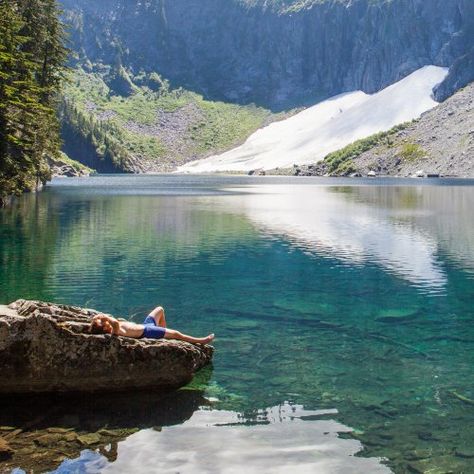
[61,0,474,110]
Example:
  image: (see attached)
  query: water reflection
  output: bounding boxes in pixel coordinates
[216,184,474,292]
[51,404,390,474]
[336,186,474,274]
[2,176,474,473]
[1,388,211,473]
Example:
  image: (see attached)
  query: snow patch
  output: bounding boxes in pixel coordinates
[179,66,448,172]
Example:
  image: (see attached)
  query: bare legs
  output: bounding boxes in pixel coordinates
[164,329,215,345]
[149,305,214,345]
[149,306,167,327]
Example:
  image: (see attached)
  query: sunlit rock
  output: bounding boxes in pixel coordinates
[0,300,213,394]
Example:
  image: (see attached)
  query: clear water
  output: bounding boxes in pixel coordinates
[1,175,474,473]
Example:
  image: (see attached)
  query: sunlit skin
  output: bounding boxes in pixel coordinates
[90,306,214,345]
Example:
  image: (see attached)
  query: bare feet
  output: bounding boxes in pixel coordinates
[200,333,215,345]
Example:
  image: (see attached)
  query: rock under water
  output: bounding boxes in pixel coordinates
[0,300,213,394]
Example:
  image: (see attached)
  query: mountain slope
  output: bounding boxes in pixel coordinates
[179,66,447,172]
[57,0,474,172]
[288,82,474,177]
[60,0,473,110]
[60,69,276,172]
[340,82,474,177]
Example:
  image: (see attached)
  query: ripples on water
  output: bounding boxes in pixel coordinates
[1,175,474,473]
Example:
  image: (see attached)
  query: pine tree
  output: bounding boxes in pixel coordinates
[0,3,40,201]
[0,0,68,206]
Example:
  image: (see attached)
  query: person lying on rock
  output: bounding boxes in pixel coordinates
[89,306,214,345]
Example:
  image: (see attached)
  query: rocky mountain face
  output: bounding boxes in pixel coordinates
[61,0,474,110]
[350,82,474,177]
[288,82,474,178]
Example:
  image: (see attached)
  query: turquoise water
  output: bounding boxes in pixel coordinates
[1,175,474,473]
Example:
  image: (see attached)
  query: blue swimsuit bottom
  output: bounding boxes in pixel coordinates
[142,315,166,339]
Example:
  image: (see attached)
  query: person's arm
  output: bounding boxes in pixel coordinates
[108,316,123,335]
[93,314,125,336]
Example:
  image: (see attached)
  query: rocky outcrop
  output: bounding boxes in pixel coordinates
[60,0,474,109]
[0,437,13,461]
[47,153,93,178]
[434,47,474,102]
[0,300,213,394]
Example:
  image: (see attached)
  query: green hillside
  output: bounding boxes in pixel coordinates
[61,68,276,172]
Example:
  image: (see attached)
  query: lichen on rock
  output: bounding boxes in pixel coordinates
[0,300,213,394]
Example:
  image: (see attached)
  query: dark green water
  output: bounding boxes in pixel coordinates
[1,175,474,473]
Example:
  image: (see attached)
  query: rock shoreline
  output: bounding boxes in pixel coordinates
[47,153,93,178]
[0,300,213,394]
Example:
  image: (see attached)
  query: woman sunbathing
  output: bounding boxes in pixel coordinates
[89,305,214,345]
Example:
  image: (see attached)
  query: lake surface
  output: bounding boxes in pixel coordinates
[1,175,474,473]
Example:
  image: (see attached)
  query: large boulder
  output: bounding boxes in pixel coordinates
[0,300,213,394]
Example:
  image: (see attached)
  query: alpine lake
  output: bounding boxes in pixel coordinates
[1,175,474,474]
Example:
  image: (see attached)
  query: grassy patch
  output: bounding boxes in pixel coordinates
[459,134,470,147]
[399,142,426,161]
[323,122,411,175]
[334,160,358,176]
[57,152,94,173]
[189,97,270,153]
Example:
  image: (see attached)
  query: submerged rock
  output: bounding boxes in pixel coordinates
[375,308,420,324]
[455,448,474,459]
[0,437,13,461]
[0,300,213,394]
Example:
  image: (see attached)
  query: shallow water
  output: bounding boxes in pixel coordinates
[1,175,474,473]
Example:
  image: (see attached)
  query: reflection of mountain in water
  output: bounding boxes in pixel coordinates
[219,184,474,291]
[334,185,474,274]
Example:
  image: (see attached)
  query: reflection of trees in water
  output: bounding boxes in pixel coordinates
[0,193,60,302]
[0,191,103,303]
[0,367,212,472]
[53,195,256,265]
[0,190,257,312]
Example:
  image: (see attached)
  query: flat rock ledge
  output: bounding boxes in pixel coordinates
[0,300,213,394]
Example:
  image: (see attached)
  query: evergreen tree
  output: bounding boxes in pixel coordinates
[0,0,67,206]
[0,3,40,201]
